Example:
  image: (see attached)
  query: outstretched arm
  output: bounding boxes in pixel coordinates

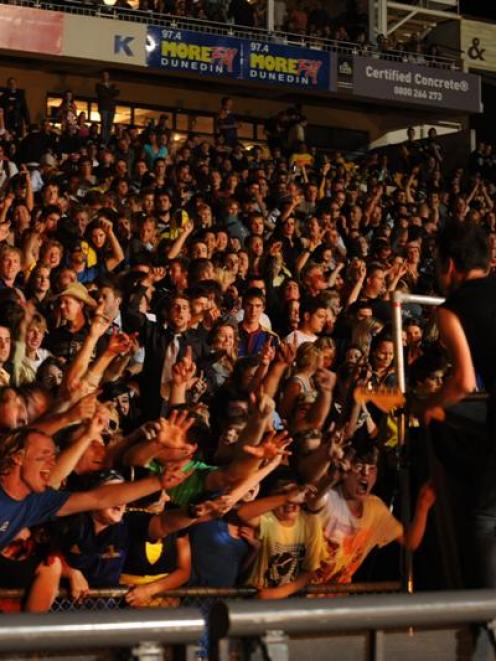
[400,482,436,550]
[56,468,186,517]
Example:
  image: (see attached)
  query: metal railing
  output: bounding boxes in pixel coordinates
[209,590,496,661]
[0,581,402,604]
[391,291,447,596]
[392,291,446,395]
[209,590,496,637]
[0,607,204,652]
[1,0,461,69]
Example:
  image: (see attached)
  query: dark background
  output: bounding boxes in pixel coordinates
[460,1,496,21]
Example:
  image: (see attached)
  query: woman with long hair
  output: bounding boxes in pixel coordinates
[279,341,323,427]
[203,321,239,392]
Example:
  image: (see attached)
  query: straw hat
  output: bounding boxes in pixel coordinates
[57,282,97,308]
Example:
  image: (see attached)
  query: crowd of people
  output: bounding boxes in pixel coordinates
[0,70,495,636]
[62,0,441,58]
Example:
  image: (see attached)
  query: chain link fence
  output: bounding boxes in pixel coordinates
[0,581,401,612]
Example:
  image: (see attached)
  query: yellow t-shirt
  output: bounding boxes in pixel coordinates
[290,153,314,169]
[249,510,326,588]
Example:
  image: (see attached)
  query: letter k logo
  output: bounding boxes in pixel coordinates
[114,35,134,56]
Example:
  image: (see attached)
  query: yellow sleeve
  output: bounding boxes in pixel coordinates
[302,513,327,572]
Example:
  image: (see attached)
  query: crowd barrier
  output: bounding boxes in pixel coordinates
[0,583,400,659]
[0,581,402,612]
[0,607,204,659]
[1,589,494,660]
[209,590,496,661]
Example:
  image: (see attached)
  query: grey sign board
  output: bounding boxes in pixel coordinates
[353,56,482,113]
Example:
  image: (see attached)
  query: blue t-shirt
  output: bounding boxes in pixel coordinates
[189,519,250,587]
[57,511,159,587]
[0,487,70,550]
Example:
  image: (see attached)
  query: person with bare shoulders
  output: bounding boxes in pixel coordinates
[418,221,496,587]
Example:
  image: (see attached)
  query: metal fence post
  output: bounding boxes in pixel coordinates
[392,292,413,594]
[131,641,164,661]
[250,630,289,661]
[370,629,385,661]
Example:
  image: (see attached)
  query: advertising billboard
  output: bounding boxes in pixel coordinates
[146,27,336,91]
[353,56,482,113]
[63,15,146,67]
[0,5,63,56]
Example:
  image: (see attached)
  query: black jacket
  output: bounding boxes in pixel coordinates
[123,307,208,420]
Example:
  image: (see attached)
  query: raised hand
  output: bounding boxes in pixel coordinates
[107,331,133,356]
[276,337,297,366]
[68,391,99,422]
[90,302,112,339]
[357,260,367,281]
[160,465,192,490]
[150,266,167,283]
[171,348,197,388]
[203,306,221,330]
[156,410,195,449]
[194,494,236,519]
[87,403,112,437]
[99,217,114,235]
[244,429,292,461]
[139,421,161,441]
[326,432,353,482]
[260,337,276,366]
[314,368,337,393]
[190,370,207,402]
[2,192,15,210]
[284,483,317,504]
[249,387,276,419]
[183,219,195,236]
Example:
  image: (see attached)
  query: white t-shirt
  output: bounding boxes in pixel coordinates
[315,487,403,584]
[23,348,51,374]
[284,329,317,347]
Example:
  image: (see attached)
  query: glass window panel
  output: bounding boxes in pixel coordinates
[46,95,61,120]
[133,108,173,128]
[74,100,89,119]
[88,103,100,124]
[190,115,214,135]
[176,114,189,131]
[113,105,132,125]
[256,123,266,140]
[46,96,89,122]
[238,121,255,139]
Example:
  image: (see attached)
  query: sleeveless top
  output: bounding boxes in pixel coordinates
[443,275,496,395]
[442,275,496,514]
[292,374,318,405]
